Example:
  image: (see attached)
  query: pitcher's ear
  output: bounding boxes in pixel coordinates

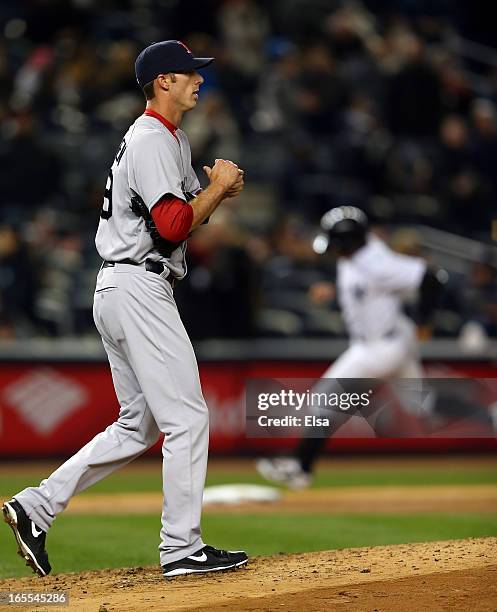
[156,74,172,91]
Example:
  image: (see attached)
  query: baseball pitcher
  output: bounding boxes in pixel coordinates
[3,40,248,577]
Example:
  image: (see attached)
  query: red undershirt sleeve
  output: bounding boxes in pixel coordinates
[151,195,194,242]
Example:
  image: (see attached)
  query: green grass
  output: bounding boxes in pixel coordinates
[1,512,496,579]
[1,460,495,579]
[1,463,497,499]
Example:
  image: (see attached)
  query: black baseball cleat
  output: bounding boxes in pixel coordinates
[2,499,52,577]
[162,545,248,577]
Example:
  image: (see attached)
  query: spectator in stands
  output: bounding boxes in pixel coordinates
[464,258,497,338]
[0,1,496,339]
[294,43,349,135]
[385,33,442,136]
[251,40,301,134]
[437,114,472,178]
[470,99,497,195]
[0,225,37,335]
[175,211,257,340]
[217,0,269,132]
[0,111,61,219]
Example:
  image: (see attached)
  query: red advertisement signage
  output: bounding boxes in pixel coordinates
[0,361,496,458]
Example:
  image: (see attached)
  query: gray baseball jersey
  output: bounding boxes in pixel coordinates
[95,114,201,278]
[15,112,209,566]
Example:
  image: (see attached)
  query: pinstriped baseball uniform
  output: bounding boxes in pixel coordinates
[15,112,209,565]
[324,235,426,379]
[255,233,428,491]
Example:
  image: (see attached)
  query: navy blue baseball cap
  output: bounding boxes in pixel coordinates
[135,40,214,88]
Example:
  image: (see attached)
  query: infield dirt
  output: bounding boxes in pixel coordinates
[0,538,496,611]
[1,457,496,610]
[59,483,497,515]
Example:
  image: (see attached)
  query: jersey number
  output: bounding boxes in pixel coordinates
[100,138,126,220]
[100,169,113,220]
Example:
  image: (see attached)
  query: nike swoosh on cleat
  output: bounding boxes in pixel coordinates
[3,503,48,577]
[187,552,207,562]
[31,522,43,538]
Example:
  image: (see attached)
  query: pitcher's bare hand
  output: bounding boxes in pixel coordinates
[203,159,243,193]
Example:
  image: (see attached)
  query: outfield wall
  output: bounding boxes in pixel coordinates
[1,339,496,457]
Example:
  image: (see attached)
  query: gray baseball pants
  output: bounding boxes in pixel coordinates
[15,263,209,565]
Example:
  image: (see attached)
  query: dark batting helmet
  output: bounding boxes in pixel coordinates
[313,206,368,255]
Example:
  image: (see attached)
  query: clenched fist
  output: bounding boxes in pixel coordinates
[203,159,244,197]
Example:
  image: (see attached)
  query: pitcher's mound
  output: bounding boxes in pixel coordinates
[0,538,495,611]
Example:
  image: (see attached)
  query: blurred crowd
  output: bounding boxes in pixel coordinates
[0,0,496,341]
